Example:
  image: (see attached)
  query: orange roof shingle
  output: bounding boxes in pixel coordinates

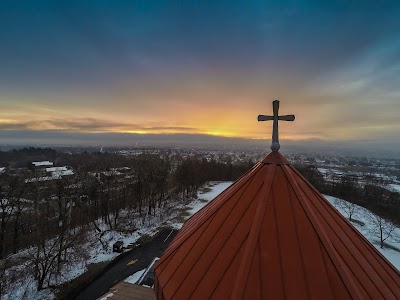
[154,151,400,300]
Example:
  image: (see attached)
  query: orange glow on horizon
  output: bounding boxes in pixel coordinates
[0,115,322,141]
[3,89,397,143]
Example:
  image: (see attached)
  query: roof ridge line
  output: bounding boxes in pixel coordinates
[282,165,365,299]
[284,170,314,299]
[231,164,277,300]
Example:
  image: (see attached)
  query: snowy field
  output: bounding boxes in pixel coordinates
[3,181,400,300]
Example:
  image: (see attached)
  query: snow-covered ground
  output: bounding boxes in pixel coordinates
[324,195,400,270]
[169,181,233,230]
[388,184,400,193]
[187,182,233,216]
[3,181,399,300]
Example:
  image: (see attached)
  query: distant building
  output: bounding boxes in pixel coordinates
[32,161,53,169]
[89,167,135,183]
[46,166,74,178]
[26,164,74,183]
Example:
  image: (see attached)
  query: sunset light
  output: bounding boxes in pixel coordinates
[0,1,399,149]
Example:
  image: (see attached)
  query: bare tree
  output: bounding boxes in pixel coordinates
[30,236,59,290]
[367,212,396,249]
[334,198,357,222]
[0,173,25,258]
[30,212,87,290]
[0,258,6,298]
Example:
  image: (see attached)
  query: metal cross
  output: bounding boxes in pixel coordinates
[258,100,295,151]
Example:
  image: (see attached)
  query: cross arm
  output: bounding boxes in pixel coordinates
[278,115,295,121]
[258,115,274,121]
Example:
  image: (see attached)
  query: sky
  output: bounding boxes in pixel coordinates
[0,1,400,147]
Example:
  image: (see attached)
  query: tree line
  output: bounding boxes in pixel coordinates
[295,163,400,222]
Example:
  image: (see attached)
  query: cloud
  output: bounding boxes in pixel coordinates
[0,118,198,133]
[0,123,29,130]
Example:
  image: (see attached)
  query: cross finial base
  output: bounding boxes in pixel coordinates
[271,142,280,152]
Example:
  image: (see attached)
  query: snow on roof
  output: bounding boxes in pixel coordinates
[46,166,68,172]
[124,269,146,284]
[52,170,74,178]
[32,161,53,167]
[25,169,73,182]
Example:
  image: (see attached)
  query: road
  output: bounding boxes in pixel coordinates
[74,229,177,300]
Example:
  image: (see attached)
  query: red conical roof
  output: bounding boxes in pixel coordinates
[154,151,400,300]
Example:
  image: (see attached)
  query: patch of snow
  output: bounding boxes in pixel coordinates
[99,292,114,300]
[318,168,344,176]
[25,176,58,183]
[3,276,55,300]
[377,247,400,270]
[46,166,68,172]
[200,182,233,201]
[168,181,233,230]
[51,170,74,178]
[187,182,233,216]
[124,269,146,284]
[388,184,400,193]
